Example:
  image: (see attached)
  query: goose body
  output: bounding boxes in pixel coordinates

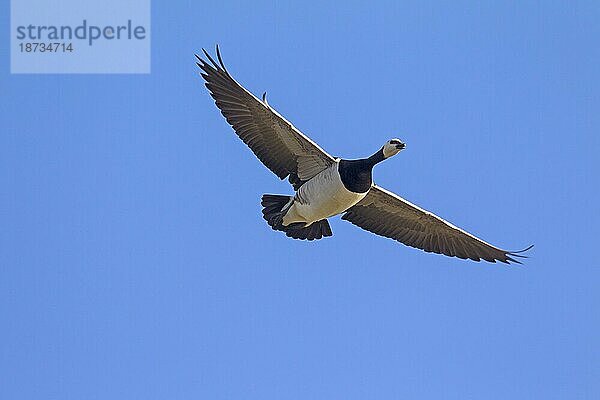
[284,161,368,226]
[196,46,532,264]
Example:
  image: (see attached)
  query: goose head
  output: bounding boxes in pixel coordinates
[382,138,406,159]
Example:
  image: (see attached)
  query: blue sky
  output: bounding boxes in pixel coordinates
[2,1,599,399]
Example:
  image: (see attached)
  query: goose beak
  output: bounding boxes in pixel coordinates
[396,143,406,150]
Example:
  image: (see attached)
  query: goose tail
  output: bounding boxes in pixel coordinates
[261,194,332,241]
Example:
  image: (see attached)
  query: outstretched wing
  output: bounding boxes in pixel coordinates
[342,185,532,264]
[196,46,335,189]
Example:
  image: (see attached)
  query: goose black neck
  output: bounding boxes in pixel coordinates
[338,148,385,194]
[366,148,386,167]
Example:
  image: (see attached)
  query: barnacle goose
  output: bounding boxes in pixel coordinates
[196,46,532,264]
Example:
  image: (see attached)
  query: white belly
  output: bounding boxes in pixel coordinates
[282,162,368,226]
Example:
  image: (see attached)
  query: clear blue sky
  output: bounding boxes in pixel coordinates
[2,1,599,399]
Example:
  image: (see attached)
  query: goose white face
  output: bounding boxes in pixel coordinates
[383,138,406,158]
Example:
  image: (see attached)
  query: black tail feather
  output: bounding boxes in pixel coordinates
[283,219,332,241]
[261,194,292,229]
[261,194,332,241]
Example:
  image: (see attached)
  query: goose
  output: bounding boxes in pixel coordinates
[196,46,532,264]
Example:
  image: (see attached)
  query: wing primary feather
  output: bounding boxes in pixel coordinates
[505,255,522,265]
[505,244,534,262]
[215,44,230,76]
[202,48,221,71]
[508,253,528,259]
[510,244,534,254]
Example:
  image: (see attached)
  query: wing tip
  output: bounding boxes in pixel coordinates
[202,47,219,70]
[504,244,533,265]
[215,44,228,73]
[511,244,534,254]
[504,256,523,265]
[196,45,231,77]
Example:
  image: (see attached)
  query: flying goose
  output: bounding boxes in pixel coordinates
[196,46,532,264]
